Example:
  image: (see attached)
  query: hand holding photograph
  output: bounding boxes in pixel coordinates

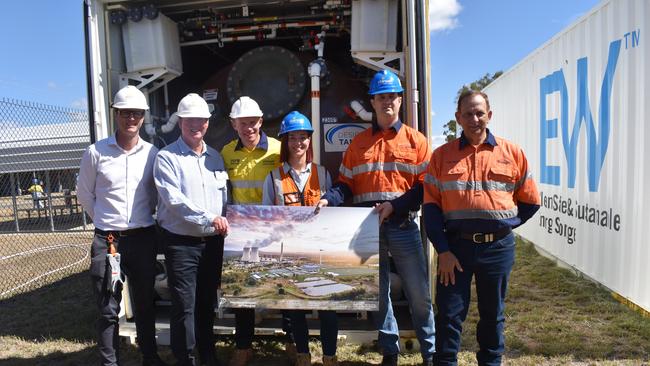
[222,205,379,310]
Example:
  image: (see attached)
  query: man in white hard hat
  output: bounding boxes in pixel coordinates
[154,93,229,366]
[220,96,282,366]
[78,85,166,366]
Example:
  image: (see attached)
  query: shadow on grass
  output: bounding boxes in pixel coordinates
[0,341,150,366]
[0,271,95,342]
[0,212,89,233]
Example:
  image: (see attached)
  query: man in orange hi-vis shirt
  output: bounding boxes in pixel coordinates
[318,69,435,366]
[424,90,540,366]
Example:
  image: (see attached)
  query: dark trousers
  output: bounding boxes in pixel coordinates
[164,230,224,364]
[434,233,515,366]
[234,310,292,349]
[89,226,158,366]
[287,310,338,356]
[233,308,255,349]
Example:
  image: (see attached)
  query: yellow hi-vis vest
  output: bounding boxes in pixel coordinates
[221,135,281,204]
[270,163,328,206]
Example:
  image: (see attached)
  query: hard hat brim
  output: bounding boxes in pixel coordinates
[368,87,404,95]
[177,111,212,118]
[112,102,150,110]
[229,112,264,119]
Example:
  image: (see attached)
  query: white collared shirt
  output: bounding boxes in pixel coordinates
[77,135,158,231]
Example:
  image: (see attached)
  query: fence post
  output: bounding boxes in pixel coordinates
[10,173,20,232]
[45,171,55,232]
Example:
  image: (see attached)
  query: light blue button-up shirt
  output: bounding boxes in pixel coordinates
[154,137,228,237]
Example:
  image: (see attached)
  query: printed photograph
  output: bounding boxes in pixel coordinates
[222,205,379,310]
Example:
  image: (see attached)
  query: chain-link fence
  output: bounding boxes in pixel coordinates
[0,98,94,299]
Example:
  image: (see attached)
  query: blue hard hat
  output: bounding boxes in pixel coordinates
[279,111,314,137]
[368,69,404,95]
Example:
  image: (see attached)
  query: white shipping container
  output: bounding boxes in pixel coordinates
[484,0,649,312]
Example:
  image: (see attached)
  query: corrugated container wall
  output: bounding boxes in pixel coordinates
[484,0,649,312]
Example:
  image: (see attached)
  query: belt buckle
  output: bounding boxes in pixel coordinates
[472,233,494,244]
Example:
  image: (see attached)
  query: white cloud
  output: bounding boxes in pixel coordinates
[71,97,88,110]
[430,134,447,149]
[429,0,462,32]
[47,81,57,90]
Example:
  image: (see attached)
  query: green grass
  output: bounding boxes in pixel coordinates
[0,237,649,365]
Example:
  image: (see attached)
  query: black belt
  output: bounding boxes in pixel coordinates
[386,211,418,224]
[161,228,216,243]
[95,226,153,237]
[453,227,512,244]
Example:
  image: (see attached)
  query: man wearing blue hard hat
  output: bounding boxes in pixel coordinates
[318,69,436,366]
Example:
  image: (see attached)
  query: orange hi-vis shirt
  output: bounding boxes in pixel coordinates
[423,131,540,252]
[338,121,431,206]
[270,163,328,206]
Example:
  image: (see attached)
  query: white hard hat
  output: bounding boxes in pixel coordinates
[176,93,212,118]
[112,85,149,110]
[229,96,263,119]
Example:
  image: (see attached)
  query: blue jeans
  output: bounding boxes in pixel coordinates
[434,232,515,366]
[377,219,435,359]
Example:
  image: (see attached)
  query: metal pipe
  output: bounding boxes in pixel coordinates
[416,0,431,136]
[179,10,350,27]
[160,113,180,134]
[87,0,109,141]
[220,20,333,33]
[309,61,322,165]
[181,28,277,47]
[315,31,326,58]
[350,100,373,122]
[404,0,419,130]
[83,0,96,144]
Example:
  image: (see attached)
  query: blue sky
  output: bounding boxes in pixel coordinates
[0,1,86,109]
[0,0,600,135]
[428,0,601,137]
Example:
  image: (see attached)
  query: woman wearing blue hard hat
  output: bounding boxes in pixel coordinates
[262,111,339,366]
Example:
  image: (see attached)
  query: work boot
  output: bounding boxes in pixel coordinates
[294,353,311,366]
[285,342,297,364]
[381,353,398,366]
[322,355,338,366]
[228,348,252,366]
